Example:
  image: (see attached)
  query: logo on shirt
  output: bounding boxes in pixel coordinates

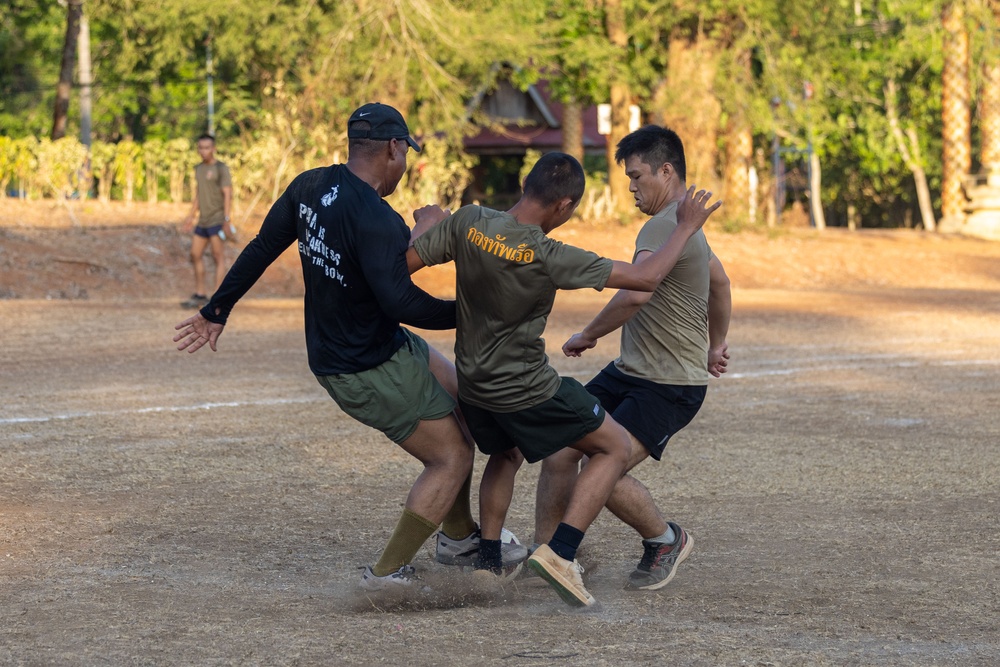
[466,228,534,263]
[321,185,339,207]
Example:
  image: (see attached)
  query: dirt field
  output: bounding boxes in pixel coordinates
[2,199,1000,666]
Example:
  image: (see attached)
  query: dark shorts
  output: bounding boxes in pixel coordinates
[193,224,224,238]
[458,377,606,464]
[585,362,706,460]
[315,329,456,444]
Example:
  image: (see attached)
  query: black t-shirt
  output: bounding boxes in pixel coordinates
[201,164,455,375]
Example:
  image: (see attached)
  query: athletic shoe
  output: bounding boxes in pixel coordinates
[358,564,417,591]
[180,294,209,309]
[526,543,596,607]
[627,522,693,591]
[435,527,528,569]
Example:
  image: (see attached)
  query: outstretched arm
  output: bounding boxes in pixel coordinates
[605,186,721,291]
[707,255,732,377]
[563,252,654,357]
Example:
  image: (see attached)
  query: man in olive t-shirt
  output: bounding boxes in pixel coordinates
[535,125,733,592]
[407,152,720,607]
[181,134,234,309]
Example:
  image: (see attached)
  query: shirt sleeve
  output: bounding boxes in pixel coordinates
[411,207,467,267]
[218,164,233,189]
[542,237,614,291]
[354,204,456,330]
[200,180,299,325]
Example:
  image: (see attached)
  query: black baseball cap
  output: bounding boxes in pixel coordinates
[347,103,421,152]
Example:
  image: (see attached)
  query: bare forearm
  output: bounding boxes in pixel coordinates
[582,290,645,341]
[708,287,731,348]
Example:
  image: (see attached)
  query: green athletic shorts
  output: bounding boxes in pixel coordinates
[458,377,607,463]
[315,329,456,444]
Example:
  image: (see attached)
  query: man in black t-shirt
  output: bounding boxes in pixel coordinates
[173,104,501,589]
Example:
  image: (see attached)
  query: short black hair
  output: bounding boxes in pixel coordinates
[347,120,387,158]
[197,133,216,144]
[522,152,585,206]
[614,125,686,182]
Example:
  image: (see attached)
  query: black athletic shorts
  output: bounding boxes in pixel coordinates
[585,362,706,460]
[458,377,606,464]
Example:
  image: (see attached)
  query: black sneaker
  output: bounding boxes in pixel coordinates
[627,522,693,590]
[180,294,209,309]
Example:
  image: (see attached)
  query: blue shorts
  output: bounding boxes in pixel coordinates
[193,224,224,238]
[585,362,706,460]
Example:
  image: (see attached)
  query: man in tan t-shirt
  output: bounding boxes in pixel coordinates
[181,134,234,309]
[534,125,733,591]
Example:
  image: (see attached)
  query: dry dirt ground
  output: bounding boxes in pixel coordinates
[2,199,1000,666]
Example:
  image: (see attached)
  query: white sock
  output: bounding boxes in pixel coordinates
[648,525,676,545]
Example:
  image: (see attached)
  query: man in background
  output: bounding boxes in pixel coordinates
[180,134,235,309]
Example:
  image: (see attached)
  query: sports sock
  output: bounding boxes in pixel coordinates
[548,522,585,562]
[371,508,438,577]
[475,538,502,572]
[439,471,477,540]
[648,524,676,545]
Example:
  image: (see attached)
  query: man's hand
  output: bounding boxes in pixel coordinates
[181,214,195,234]
[563,332,598,358]
[708,342,730,378]
[676,186,722,233]
[411,205,450,243]
[174,312,224,353]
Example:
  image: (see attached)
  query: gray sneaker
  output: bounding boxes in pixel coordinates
[435,527,528,569]
[627,522,693,590]
[359,564,417,591]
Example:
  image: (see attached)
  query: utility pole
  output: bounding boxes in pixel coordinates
[205,33,215,136]
[78,9,92,147]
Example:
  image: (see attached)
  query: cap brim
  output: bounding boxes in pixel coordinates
[405,136,421,152]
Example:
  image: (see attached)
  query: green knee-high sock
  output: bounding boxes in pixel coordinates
[439,470,477,540]
[372,508,439,577]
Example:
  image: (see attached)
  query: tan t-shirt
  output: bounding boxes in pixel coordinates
[615,200,714,386]
[414,205,613,411]
[194,161,232,227]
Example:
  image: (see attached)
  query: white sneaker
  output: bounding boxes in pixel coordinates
[434,527,528,568]
[358,564,417,591]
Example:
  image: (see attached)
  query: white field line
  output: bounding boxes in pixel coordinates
[0,397,323,425]
[2,353,999,426]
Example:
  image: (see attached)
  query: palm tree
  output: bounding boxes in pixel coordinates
[940,0,971,230]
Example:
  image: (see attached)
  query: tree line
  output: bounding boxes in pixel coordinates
[1,0,997,228]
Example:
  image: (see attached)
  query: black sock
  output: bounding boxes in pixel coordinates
[476,538,503,572]
[549,523,584,562]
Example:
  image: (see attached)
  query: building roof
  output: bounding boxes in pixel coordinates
[463,77,606,156]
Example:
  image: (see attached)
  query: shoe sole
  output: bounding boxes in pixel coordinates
[630,533,694,591]
[526,556,594,607]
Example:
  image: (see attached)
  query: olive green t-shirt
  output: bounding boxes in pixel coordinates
[413,205,613,412]
[194,161,232,227]
[615,200,714,386]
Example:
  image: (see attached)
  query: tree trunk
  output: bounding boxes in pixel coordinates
[941,0,971,229]
[607,83,633,214]
[809,150,826,230]
[724,116,752,224]
[604,0,632,216]
[885,79,937,231]
[561,98,584,164]
[52,0,83,141]
[982,63,1000,170]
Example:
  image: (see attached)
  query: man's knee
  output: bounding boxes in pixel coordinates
[542,447,582,475]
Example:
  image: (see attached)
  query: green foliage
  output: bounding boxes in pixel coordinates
[0,0,995,228]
